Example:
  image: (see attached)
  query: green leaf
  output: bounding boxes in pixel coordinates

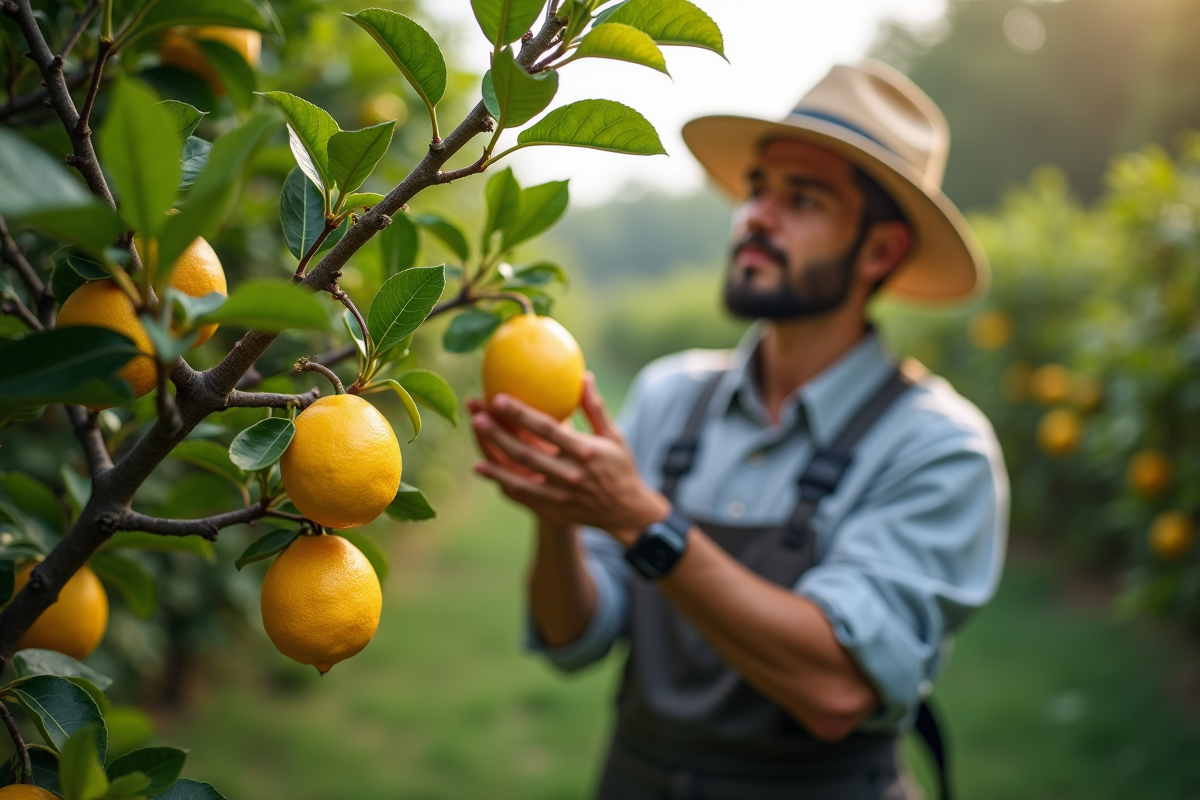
[235,528,300,570]
[471,0,546,48]
[483,46,559,129]
[0,559,11,604]
[595,0,725,57]
[345,10,447,114]
[0,126,92,216]
[328,122,395,195]
[367,265,447,355]
[169,439,247,485]
[59,723,108,800]
[413,215,470,262]
[97,79,182,240]
[257,91,339,193]
[385,482,437,521]
[442,308,501,353]
[158,112,279,282]
[104,772,153,799]
[13,649,113,691]
[336,531,389,583]
[198,280,330,333]
[0,327,138,414]
[104,705,155,759]
[157,100,207,142]
[99,531,216,562]
[501,180,569,250]
[343,308,368,362]
[107,747,187,795]
[152,778,228,800]
[380,212,419,277]
[398,369,458,426]
[342,192,384,211]
[569,22,667,73]
[64,253,111,281]
[516,99,666,156]
[179,136,212,190]
[0,472,64,534]
[194,40,256,112]
[279,167,327,261]
[136,0,269,35]
[0,744,60,794]
[60,465,91,516]
[373,379,421,440]
[89,553,155,619]
[229,417,295,471]
[506,260,568,288]
[23,203,127,263]
[9,675,106,758]
[482,167,521,250]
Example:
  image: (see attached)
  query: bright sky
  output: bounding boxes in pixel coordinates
[427,1,948,206]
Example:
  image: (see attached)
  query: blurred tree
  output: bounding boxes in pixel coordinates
[873,0,1200,209]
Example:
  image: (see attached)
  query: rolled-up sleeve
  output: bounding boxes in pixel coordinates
[797,431,1008,728]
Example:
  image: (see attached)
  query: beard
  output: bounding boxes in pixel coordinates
[723,230,864,320]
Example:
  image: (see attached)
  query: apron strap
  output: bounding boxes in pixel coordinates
[915,699,954,800]
[660,369,726,502]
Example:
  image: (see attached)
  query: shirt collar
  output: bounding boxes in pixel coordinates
[715,323,897,447]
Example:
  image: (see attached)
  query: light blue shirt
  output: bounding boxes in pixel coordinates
[527,325,1009,731]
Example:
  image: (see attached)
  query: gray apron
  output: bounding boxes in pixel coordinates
[596,365,935,800]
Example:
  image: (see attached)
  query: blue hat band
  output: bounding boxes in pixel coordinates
[787,109,892,154]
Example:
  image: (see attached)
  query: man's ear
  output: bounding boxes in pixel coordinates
[857,221,912,285]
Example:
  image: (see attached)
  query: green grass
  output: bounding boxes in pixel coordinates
[169,491,1200,799]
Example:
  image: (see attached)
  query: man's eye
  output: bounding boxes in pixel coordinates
[790,193,817,208]
[749,185,764,198]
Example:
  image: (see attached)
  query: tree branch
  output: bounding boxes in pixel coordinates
[0,699,30,784]
[0,9,568,666]
[61,0,100,59]
[0,216,55,326]
[0,67,89,122]
[0,299,40,330]
[65,405,113,476]
[225,386,320,410]
[75,37,113,136]
[295,358,344,394]
[119,504,268,541]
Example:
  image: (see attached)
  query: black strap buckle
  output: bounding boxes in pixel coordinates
[797,448,853,500]
[662,438,699,476]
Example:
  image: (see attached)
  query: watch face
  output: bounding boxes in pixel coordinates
[642,536,678,572]
[628,523,685,579]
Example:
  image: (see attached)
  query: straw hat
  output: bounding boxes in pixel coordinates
[682,59,987,303]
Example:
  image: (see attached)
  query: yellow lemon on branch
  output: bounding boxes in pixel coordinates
[10,561,108,661]
[260,533,382,675]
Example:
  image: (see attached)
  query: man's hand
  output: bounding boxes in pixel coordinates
[469,373,670,546]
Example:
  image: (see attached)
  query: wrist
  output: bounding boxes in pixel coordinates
[611,490,672,549]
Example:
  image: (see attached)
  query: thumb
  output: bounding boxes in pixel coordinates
[580,372,618,440]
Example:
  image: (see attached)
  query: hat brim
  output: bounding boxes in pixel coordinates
[681,114,989,304]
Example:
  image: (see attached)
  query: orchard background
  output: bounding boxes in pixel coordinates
[1,0,1199,799]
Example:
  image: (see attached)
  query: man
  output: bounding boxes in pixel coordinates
[470,60,1008,799]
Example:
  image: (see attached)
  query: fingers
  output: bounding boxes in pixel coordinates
[580,372,618,441]
[468,399,540,478]
[490,393,592,460]
[473,412,584,485]
[475,460,570,504]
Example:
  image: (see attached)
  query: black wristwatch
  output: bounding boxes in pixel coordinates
[625,508,691,580]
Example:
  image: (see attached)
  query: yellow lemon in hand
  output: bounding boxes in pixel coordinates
[160,26,262,94]
[260,533,382,675]
[280,394,402,530]
[11,561,108,660]
[483,314,585,421]
[56,280,157,400]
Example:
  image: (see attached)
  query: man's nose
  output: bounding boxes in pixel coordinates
[742,195,780,236]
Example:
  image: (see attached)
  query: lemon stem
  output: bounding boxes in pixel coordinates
[295,357,345,395]
[0,699,32,784]
[485,291,536,315]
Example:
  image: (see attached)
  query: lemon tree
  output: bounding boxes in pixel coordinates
[0,0,724,795]
[878,139,1200,632]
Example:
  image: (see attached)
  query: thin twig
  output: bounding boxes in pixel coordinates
[0,216,54,325]
[427,285,476,319]
[61,0,100,59]
[1,300,40,330]
[0,699,30,784]
[295,357,344,394]
[436,150,492,184]
[263,508,306,523]
[0,67,89,122]
[328,281,371,352]
[480,291,535,315]
[224,386,321,410]
[291,222,338,283]
[75,37,112,136]
[66,405,113,475]
[119,504,268,541]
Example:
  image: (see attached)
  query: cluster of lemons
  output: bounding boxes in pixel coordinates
[970,309,1194,563]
